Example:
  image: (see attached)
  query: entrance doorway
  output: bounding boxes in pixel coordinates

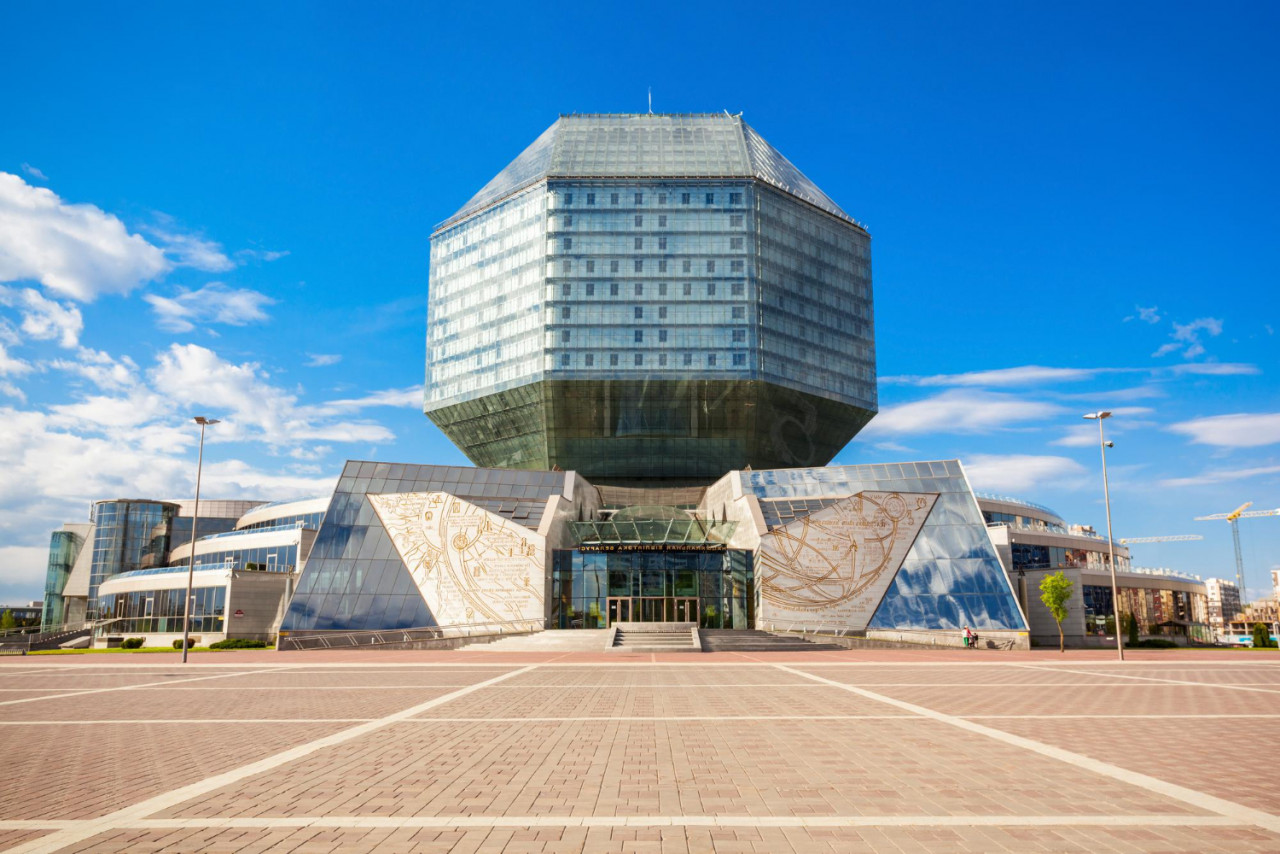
[607,597,698,626]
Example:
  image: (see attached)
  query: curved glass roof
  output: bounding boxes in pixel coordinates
[439,113,855,229]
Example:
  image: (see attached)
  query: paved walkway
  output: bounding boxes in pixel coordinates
[0,648,1277,852]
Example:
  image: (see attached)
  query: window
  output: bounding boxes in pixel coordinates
[563,237,572,250]
[730,214,743,227]
[733,353,746,366]
[635,215,643,227]
[658,237,667,250]
[634,353,643,366]
[561,283,571,297]
[658,193,667,204]
[585,354,594,366]
[561,329,571,342]
[705,192,714,205]
[634,329,643,342]
[729,192,742,205]
[683,282,692,296]
[610,192,619,205]
[731,260,744,272]
[634,237,643,249]
[610,354,619,367]
[658,329,668,342]
[659,353,667,366]
[658,306,667,319]
[560,353,570,366]
[658,214,667,227]
[635,193,643,205]
[586,283,595,296]
[586,260,595,273]
[707,282,716,295]
[730,237,743,250]
[587,193,595,205]
[561,307,571,319]
[610,283,619,296]
[658,259,667,272]
[562,260,571,273]
[732,329,745,342]
[564,215,572,227]
[707,260,716,273]
[610,260,619,273]
[708,354,717,366]
[565,193,573,205]
[683,353,693,366]
[634,282,643,296]
[731,282,744,295]
[634,259,643,272]
[732,306,745,319]
[658,283,668,296]
[682,260,692,273]
[681,192,690,204]
[634,306,643,319]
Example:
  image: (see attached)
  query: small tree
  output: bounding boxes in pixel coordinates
[1039,571,1074,653]
[1125,612,1139,647]
[0,610,15,632]
[1252,622,1273,649]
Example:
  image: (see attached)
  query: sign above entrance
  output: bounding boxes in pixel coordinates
[578,543,726,553]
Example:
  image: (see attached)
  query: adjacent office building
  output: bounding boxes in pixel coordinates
[280,113,1030,646]
[1205,577,1242,637]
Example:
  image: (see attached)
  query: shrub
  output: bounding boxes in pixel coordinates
[1125,612,1139,647]
[1252,623,1275,649]
[172,638,194,650]
[209,638,269,650]
[1133,638,1179,649]
[120,637,145,649]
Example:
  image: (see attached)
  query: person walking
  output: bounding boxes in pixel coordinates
[963,625,976,649]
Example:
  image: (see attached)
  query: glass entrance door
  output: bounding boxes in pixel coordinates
[607,598,630,626]
[607,597,698,625]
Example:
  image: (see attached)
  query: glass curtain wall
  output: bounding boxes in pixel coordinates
[99,585,226,635]
[88,501,178,619]
[41,529,84,629]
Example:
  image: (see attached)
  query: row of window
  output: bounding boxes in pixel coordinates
[556,352,749,368]
[560,214,745,229]
[557,327,747,342]
[562,236,747,251]
[561,191,744,207]
[557,258,747,274]
[559,282,747,298]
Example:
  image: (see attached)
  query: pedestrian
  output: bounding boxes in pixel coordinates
[963,625,976,649]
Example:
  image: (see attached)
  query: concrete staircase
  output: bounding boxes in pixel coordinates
[699,629,846,652]
[611,623,699,653]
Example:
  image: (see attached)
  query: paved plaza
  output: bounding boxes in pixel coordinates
[0,648,1278,853]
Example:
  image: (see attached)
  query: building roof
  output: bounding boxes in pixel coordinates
[439,113,856,229]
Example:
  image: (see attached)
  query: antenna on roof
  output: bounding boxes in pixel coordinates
[648,87,653,114]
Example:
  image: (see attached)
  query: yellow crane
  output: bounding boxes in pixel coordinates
[1194,503,1280,601]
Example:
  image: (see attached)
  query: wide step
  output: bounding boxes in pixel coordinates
[612,623,697,652]
[700,629,845,652]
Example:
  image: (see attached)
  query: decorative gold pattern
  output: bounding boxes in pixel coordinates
[369,492,544,626]
[756,491,937,629]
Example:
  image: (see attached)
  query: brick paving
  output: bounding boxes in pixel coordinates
[0,649,1276,853]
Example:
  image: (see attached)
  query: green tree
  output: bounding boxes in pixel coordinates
[0,610,14,631]
[1125,611,1139,647]
[1039,571,1074,653]
[1252,622,1273,649]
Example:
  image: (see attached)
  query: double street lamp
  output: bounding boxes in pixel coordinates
[1083,411,1124,662]
[181,416,219,664]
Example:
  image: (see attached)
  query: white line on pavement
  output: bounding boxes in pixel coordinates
[774,663,1280,834]
[1013,664,1280,694]
[0,667,298,707]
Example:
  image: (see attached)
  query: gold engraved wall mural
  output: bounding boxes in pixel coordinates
[756,491,937,630]
[368,492,544,627]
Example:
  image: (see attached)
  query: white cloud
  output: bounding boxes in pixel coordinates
[305,353,342,367]
[1124,305,1161,324]
[317,386,422,414]
[1153,317,1223,359]
[881,365,1116,387]
[963,454,1088,494]
[1168,412,1280,448]
[1160,465,1280,488]
[0,286,83,347]
[143,217,234,272]
[47,348,140,392]
[0,545,54,592]
[1167,362,1260,377]
[20,163,47,181]
[859,389,1063,437]
[234,248,290,263]
[0,172,169,300]
[144,282,275,333]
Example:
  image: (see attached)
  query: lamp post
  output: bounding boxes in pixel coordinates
[181,416,219,664]
[1084,411,1124,661]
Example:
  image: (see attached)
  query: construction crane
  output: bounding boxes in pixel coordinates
[1119,535,1204,544]
[1194,503,1280,602]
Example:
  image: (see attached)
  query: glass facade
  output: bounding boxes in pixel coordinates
[1011,544,1129,572]
[239,512,325,532]
[425,114,875,480]
[552,549,752,629]
[41,529,84,630]
[88,500,178,619]
[743,462,1026,632]
[99,583,226,635]
[1085,583,1210,642]
[281,463,566,632]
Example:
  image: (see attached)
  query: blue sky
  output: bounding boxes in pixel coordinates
[0,1,1276,603]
